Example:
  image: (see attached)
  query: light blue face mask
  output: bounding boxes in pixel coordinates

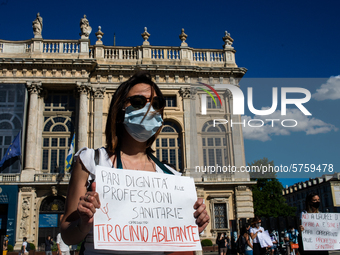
[123,103,163,142]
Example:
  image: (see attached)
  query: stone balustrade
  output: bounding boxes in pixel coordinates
[0,38,236,67]
[202,173,233,182]
[0,174,20,182]
[43,40,79,54]
[34,173,71,182]
[0,40,32,54]
[282,172,340,195]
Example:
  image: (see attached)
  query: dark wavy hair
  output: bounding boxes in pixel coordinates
[105,71,164,155]
[251,216,261,228]
[305,192,319,213]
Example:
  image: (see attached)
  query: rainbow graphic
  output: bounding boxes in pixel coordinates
[197,82,223,107]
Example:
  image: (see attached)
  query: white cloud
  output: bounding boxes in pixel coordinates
[312,75,340,100]
[241,108,338,141]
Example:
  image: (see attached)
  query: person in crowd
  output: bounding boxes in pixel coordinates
[3,235,8,255]
[298,193,328,255]
[60,71,210,255]
[45,235,53,255]
[216,233,227,255]
[70,244,78,255]
[250,216,266,255]
[225,235,231,251]
[243,224,253,255]
[57,215,70,255]
[232,231,238,253]
[269,229,278,255]
[19,237,28,255]
[285,226,298,255]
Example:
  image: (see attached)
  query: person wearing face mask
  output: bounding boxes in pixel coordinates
[60,71,210,255]
[298,193,328,255]
[285,226,298,255]
[249,216,266,255]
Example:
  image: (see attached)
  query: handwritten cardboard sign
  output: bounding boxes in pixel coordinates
[94,166,202,252]
[301,213,340,250]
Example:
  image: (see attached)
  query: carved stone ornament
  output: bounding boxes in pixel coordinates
[21,187,32,192]
[93,87,106,99]
[77,82,91,94]
[225,89,232,99]
[179,87,191,99]
[141,27,150,45]
[20,197,30,237]
[179,28,188,47]
[95,26,104,43]
[51,186,57,196]
[237,185,247,191]
[26,82,42,95]
[80,15,92,39]
[222,30,234,49]
[32,13,43,38]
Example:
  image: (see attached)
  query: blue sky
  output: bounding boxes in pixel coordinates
[1,0,339,187]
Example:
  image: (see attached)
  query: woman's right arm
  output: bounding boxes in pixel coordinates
[60,159,100,244]
[245,233,253,249]
[250,229,256,240]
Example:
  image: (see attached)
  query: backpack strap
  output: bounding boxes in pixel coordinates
[88,149,100,191]
[147,151,174,175]
[116,149,123,169]
[94,148,99,166]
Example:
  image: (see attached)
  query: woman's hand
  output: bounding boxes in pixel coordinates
[77,182,101,232]
[299,225,304,232]
[193,198,210,233]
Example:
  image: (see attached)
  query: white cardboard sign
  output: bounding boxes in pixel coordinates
[301,213,340,250]
[94,166,202,252]
[258,230,273,248]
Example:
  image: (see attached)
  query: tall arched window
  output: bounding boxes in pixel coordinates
[42,92,75,173]
[201,120,228,170]
[0,113,22,173]
[155,121,182,171]
[0,84,25,173]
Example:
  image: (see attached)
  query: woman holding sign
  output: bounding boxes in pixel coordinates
[249,217,266,255]
[298,193,328,255]
[60,71,210,255]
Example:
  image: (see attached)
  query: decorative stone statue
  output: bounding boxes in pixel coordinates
[80,15,92,39]
[223,30,234,49]
[32,13,43,38]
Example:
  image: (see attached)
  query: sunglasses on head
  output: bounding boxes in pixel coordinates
[126,95,165,111]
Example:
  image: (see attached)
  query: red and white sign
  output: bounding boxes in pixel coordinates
[94,166,202,252]
[301,213,340,251]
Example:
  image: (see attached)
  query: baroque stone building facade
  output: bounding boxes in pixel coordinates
[0,14,254,250]
[283,173,340,216]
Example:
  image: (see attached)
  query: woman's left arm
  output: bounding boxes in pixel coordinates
[193,198,210,233]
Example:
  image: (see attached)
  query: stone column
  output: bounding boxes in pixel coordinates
[22,82,42,181]
[229,88,247,181]
[93,87,105,148]
[77,83,91,150]
[179,88,199,179]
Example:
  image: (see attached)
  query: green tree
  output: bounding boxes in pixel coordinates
[250,158,296,217]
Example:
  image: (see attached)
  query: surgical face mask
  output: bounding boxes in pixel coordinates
[311,201,320,209]
[256,223,261,227]
[123,103,163,142]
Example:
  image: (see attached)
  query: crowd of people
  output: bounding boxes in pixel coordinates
[216,193,329,255]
